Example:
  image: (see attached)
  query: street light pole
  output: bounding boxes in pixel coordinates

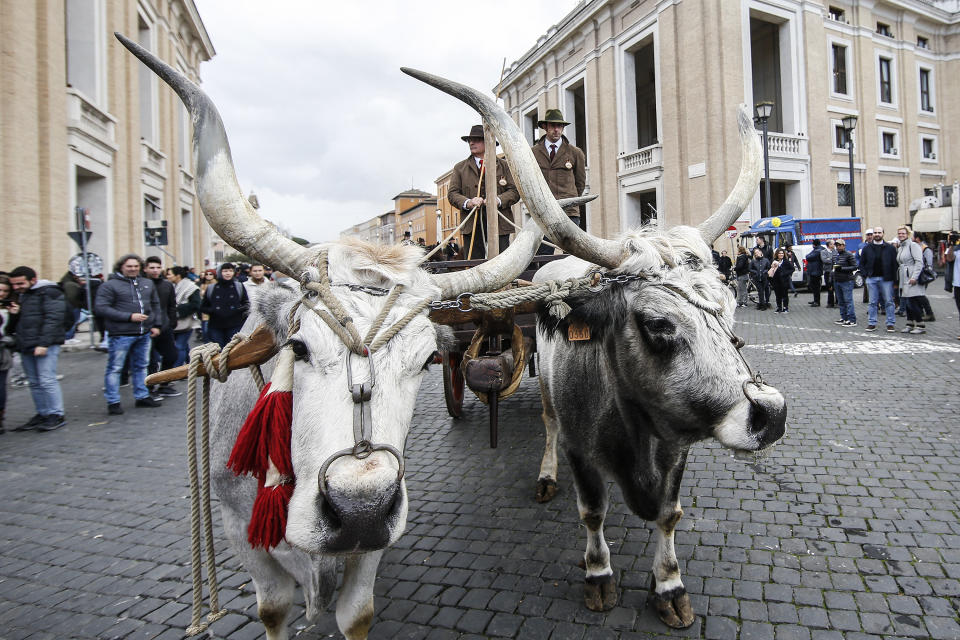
[755,102,774,219]
[842,115,858,219]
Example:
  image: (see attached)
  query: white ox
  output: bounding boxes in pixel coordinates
[116,36,546,639]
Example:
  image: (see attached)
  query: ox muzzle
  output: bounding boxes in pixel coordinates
[743,380,787,448]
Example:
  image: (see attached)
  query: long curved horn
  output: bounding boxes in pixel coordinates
[115,33,313,277]
[697,105,763,244]
[431,221,543,299]
[402,68,625,270]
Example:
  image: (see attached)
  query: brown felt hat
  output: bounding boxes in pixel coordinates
[460,124,498,145]
[538,109,570,127]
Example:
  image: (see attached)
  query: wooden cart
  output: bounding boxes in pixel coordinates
[426,254,565,447]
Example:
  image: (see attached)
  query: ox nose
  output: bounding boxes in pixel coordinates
[318,479,403,553]
[745,382,787,448]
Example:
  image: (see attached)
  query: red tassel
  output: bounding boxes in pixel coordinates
[247,482,294,548]
[228,384,294,479]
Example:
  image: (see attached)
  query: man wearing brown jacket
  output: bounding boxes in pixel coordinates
[447,125,520,259]
[533,109,586,223]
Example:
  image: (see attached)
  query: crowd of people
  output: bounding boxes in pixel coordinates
[720,225,957,336]
[0,256,275,434]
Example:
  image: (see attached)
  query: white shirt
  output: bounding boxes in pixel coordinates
[544,138,564,153]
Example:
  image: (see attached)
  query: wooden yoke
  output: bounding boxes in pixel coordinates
[145,325,280,385]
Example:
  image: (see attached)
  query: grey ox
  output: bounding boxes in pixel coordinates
[116,37,549,640]
[403,70,788,629]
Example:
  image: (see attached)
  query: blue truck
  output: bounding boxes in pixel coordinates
[739,216,864,287]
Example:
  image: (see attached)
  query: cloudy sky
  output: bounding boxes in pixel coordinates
[194,0,581,242]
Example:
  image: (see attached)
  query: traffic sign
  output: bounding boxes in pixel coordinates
[67,230,91,247]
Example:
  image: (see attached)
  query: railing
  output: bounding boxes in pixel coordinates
[618,143,663,174]
[766,132,808,158]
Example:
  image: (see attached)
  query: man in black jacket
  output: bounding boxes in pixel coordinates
[144,256,180,396]
[6,266,67,431]
[858,226,898,332]
[95,254,162,415]
[200,263,249,347]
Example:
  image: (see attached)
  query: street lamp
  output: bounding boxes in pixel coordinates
[754,101,774,219]
[841,114,858,219]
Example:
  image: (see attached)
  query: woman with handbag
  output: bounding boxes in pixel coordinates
[896,226,926,334]
[769,248,795,313]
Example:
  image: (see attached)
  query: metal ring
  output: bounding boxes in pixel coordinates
[316,443,405,498]
[455,292,473,311]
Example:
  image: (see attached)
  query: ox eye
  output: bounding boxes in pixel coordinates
[422,350,442,371]
[643,317,674,334]
[288,339,309,362]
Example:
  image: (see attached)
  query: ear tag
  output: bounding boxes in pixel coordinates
[567,320,591,341]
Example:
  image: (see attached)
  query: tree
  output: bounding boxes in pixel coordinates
[291,236,310,246]
[223,251,253,264]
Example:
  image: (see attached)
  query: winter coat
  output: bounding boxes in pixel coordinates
[805,247,823,278]
[59,272,84,309]
[754,242,773,263]
[150,277,178,333]
[94,273,161,336]
[897,239,925,298]
[859,242,898,281]
[6,280,66,352]
[200,277,249,329]
[749,256,771,282]
[821,247,838,281]
[734,254,750,276]
[447,155,520,231]
[833,250,858,282]
[532,135,586,217]
[770,257,795,284]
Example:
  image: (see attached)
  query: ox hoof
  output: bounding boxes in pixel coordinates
[535,478,558,503]
[654,592,695,628]
[584,576,618,611]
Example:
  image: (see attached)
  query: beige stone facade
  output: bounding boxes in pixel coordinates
[0,0,214,279]
[340,189,438,245]
[498,0,960,243]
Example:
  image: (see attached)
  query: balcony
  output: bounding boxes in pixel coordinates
[141,140,167,176]
[765,132,808,159]
[66,89,118,164]
[618,143,663,175]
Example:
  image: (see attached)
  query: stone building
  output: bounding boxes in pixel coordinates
[497,0,960,241]
[0,0,214,279]
[340,188,438,245]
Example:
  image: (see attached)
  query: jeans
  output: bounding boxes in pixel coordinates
[64,307,83,340]
[174,331,193,367]
[736,274,750,305]
[20,346,64,416]
[207,325,244,348]
[866,277,896,326]
[104,334,152,404]
[835,280,856,322]
[808,275,821,305]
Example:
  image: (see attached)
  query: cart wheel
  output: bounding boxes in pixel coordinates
[442,351,465,418]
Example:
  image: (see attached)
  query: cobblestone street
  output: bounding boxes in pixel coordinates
[1,291,959,639]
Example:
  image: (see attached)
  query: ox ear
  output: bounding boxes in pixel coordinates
[536,285,630,344]
[256,282,300,343]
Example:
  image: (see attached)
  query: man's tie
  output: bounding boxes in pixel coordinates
[549,144,557,161]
